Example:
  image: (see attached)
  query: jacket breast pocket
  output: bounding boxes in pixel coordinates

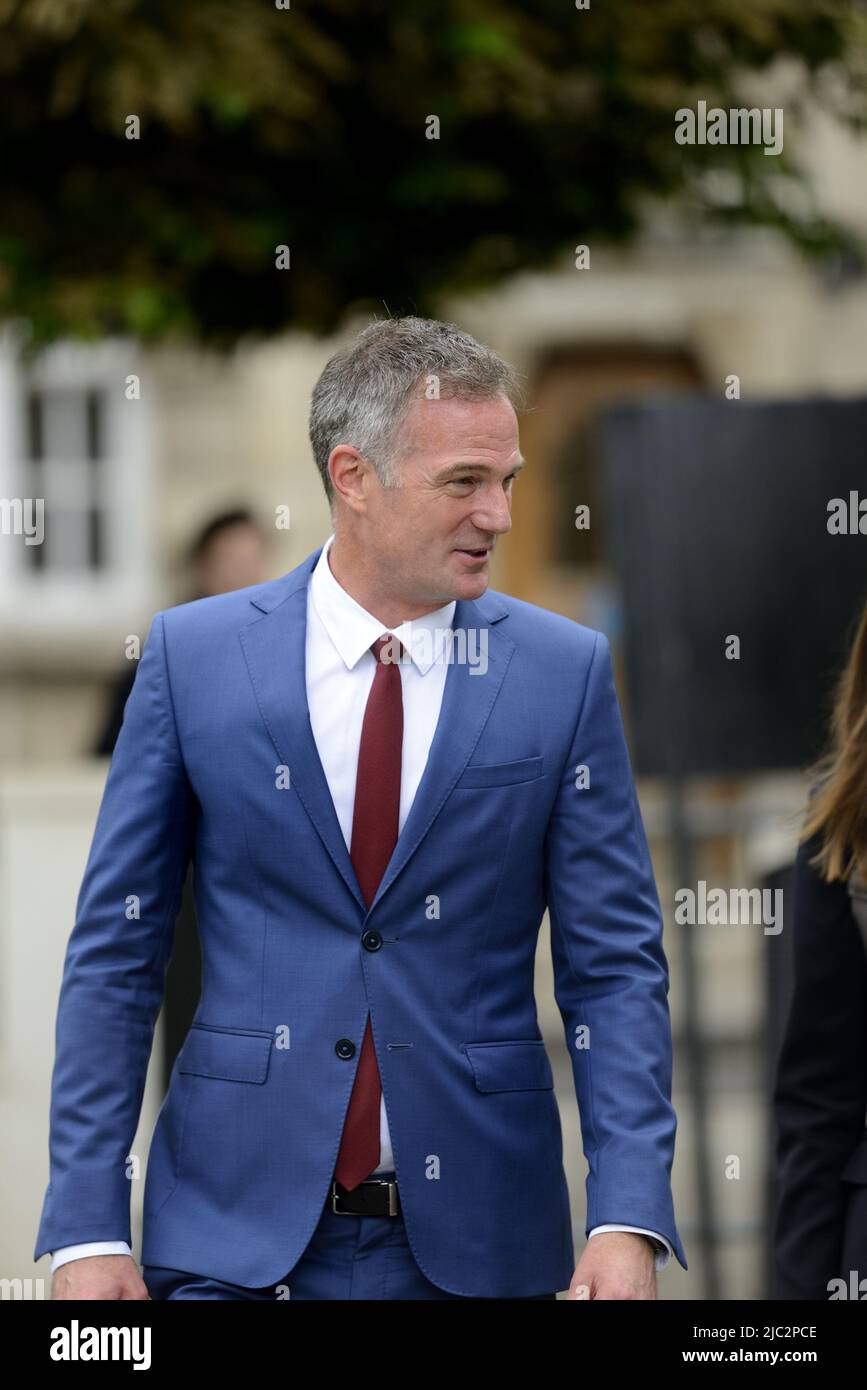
[462,1039,554,1092]
[177,1022,273,1084]
[454,756,543,789]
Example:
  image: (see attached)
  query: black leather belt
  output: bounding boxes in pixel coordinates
[330,1176,401,1216]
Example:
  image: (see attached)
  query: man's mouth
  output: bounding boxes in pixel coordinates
[455,545,491,558]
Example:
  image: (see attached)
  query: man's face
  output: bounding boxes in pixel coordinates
[344,392,522,610]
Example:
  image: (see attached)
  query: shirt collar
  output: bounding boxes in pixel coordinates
[309,533,457,674]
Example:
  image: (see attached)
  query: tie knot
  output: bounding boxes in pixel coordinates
[372,633,404,665]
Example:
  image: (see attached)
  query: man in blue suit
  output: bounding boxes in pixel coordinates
[37,315,687,1299]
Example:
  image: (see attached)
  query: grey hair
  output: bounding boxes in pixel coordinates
[309,315,524,511]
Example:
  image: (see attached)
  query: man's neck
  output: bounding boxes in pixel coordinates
[326,534,448,627]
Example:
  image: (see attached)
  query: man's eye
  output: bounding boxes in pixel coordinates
[450,474,518,489]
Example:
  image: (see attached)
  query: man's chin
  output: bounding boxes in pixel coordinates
[455,571,489,598]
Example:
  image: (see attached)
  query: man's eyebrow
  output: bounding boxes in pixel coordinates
[438,457,526,478]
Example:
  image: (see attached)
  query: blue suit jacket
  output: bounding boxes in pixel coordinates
[34,544,687,1296]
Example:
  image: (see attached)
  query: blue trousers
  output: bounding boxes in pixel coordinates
[143,1174,558,1301]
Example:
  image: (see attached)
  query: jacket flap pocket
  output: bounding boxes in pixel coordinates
[841,1131,867,1184]
[462,1039,554,1092]
[177,1024,273,1084]
[455,756,543,789]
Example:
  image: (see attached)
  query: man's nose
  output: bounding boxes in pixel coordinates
[472,486,514,535]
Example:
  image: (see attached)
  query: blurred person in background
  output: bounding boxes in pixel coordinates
[92,508,269,756]
[773,596,867,1298]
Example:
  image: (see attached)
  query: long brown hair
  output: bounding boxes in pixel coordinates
[801,595,867,884]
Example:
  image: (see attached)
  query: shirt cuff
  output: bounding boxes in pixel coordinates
[50,1241,133,1273]
[587,1225,673,1272]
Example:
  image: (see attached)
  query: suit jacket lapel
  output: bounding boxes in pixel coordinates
[239,546,514,920]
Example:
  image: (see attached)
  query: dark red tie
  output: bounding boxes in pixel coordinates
[333,632,404,1191]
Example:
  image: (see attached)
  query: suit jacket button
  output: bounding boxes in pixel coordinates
[335,1038,356,1059]
[362,929,383,951]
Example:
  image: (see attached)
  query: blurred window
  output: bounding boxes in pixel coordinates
[0,334,154,631]
[24,386,107,574]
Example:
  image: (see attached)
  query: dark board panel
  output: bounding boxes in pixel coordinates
[599,396,867,775]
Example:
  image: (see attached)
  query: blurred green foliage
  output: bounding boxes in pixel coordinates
[0,0,864,346]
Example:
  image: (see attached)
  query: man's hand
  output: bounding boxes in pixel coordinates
[51,1254,150,1301]
[568,1231,658,1300]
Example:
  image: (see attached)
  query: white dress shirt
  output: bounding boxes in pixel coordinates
[50,532,671,1274]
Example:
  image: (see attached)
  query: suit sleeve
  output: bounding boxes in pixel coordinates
[772,829,867,1298]
[34,610,197,1262]
[544,630,687,1271]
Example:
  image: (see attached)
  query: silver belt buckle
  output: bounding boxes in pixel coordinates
[330,1177,400,1216]
[382,1178,400,1216]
